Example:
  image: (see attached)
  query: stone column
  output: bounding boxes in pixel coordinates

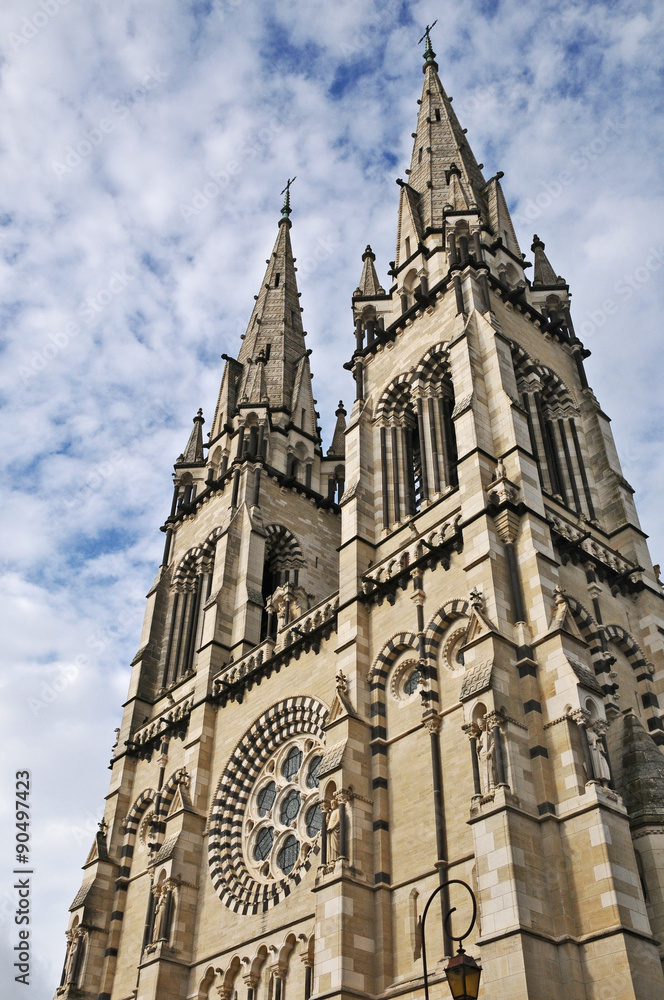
[415,396,430,503]
[463,724,483,797]
[338,791,350,861]
[423,712,451,956]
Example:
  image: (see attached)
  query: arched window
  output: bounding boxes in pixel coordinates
[163,534,216,688]
[327,465,345,504]
[176,471,195,509]
[260,525,305,640]
[376,346,458,530]
[402,268,418,308]
[513,344,595,520]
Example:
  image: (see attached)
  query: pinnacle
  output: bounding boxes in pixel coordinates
[531,234,566,287]
[178,408,205,465]
[327,400,347,458]
[353,245,385,298]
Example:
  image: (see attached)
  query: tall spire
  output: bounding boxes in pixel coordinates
[400,28,487,238]
[236,188,307,411]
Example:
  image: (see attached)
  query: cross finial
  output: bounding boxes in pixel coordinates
[418,19,438,62]
[280,176,296,218]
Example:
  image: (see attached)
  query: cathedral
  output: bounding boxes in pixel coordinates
[56,33,664,1000]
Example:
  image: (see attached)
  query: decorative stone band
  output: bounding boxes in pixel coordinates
[208,697,328,915]
[214,597,339,701]
[548,513,642,593]
[360,514,462,603]
[127,697,194,758]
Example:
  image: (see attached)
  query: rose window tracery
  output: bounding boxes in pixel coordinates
[243,739,323,884]
[208,697,328,914]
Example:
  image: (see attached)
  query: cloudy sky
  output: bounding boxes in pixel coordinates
[1,0,663,994]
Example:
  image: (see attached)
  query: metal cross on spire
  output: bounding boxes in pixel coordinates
[280,176,296,218]
[418,19,438,61]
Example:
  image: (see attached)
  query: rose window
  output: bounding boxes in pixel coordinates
[244,738,323,884]
[208,697,328,914]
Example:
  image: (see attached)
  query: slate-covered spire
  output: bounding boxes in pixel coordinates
[354,245,385,298]
[177,408,205,465]
[613,709,664,829]
[402,34,487,237]
[237,192,307,411]
[531,235,567,288]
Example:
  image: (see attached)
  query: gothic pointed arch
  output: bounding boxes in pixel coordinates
[368,631,420,687]
[163,528,221,688]
[412,341,451,390]
[423,599,471,662]
[375,373,413,424]
[561,595,603,656]
[510,341,596,519]
[412,342,458,493]
[264,524,305,573]
[261,524,306,639]
[603,623,662,737]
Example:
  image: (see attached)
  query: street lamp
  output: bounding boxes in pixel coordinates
[421,879,482,1000]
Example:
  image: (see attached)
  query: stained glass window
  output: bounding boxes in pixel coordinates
[281,746,303,779]
[306,755,322,788]
[280,789,301,825]
[277,834,300,875]
[257,781,276,817]
[305,803,322,837]
[404,669,421,695]
[253,827,274,862]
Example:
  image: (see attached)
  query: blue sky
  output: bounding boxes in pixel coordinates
[1,0,664,994]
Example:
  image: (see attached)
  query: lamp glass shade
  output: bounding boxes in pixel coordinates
[445,952,481,1000]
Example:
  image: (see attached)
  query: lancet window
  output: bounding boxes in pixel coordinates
[376,345,458,530]
[327,465,345,504]
[513,345,596,520]
[173,471,196,511]
[260,524,305,640]
[162,538,216,688]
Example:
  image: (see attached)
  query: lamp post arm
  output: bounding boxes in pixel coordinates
[420,879,478,1000]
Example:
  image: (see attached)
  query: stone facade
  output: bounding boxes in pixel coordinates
[56,38,664,1000]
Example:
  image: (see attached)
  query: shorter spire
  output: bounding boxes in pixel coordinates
[178,408,205,465]
[531,235,566,287]
[353,245,385,298]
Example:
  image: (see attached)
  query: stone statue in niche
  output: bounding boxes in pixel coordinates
[326,799,340,861]
[587,728,611,785]
[151,889,164,944]
[476,720,497,794]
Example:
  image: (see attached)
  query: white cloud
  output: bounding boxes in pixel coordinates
[1,0,663,992]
